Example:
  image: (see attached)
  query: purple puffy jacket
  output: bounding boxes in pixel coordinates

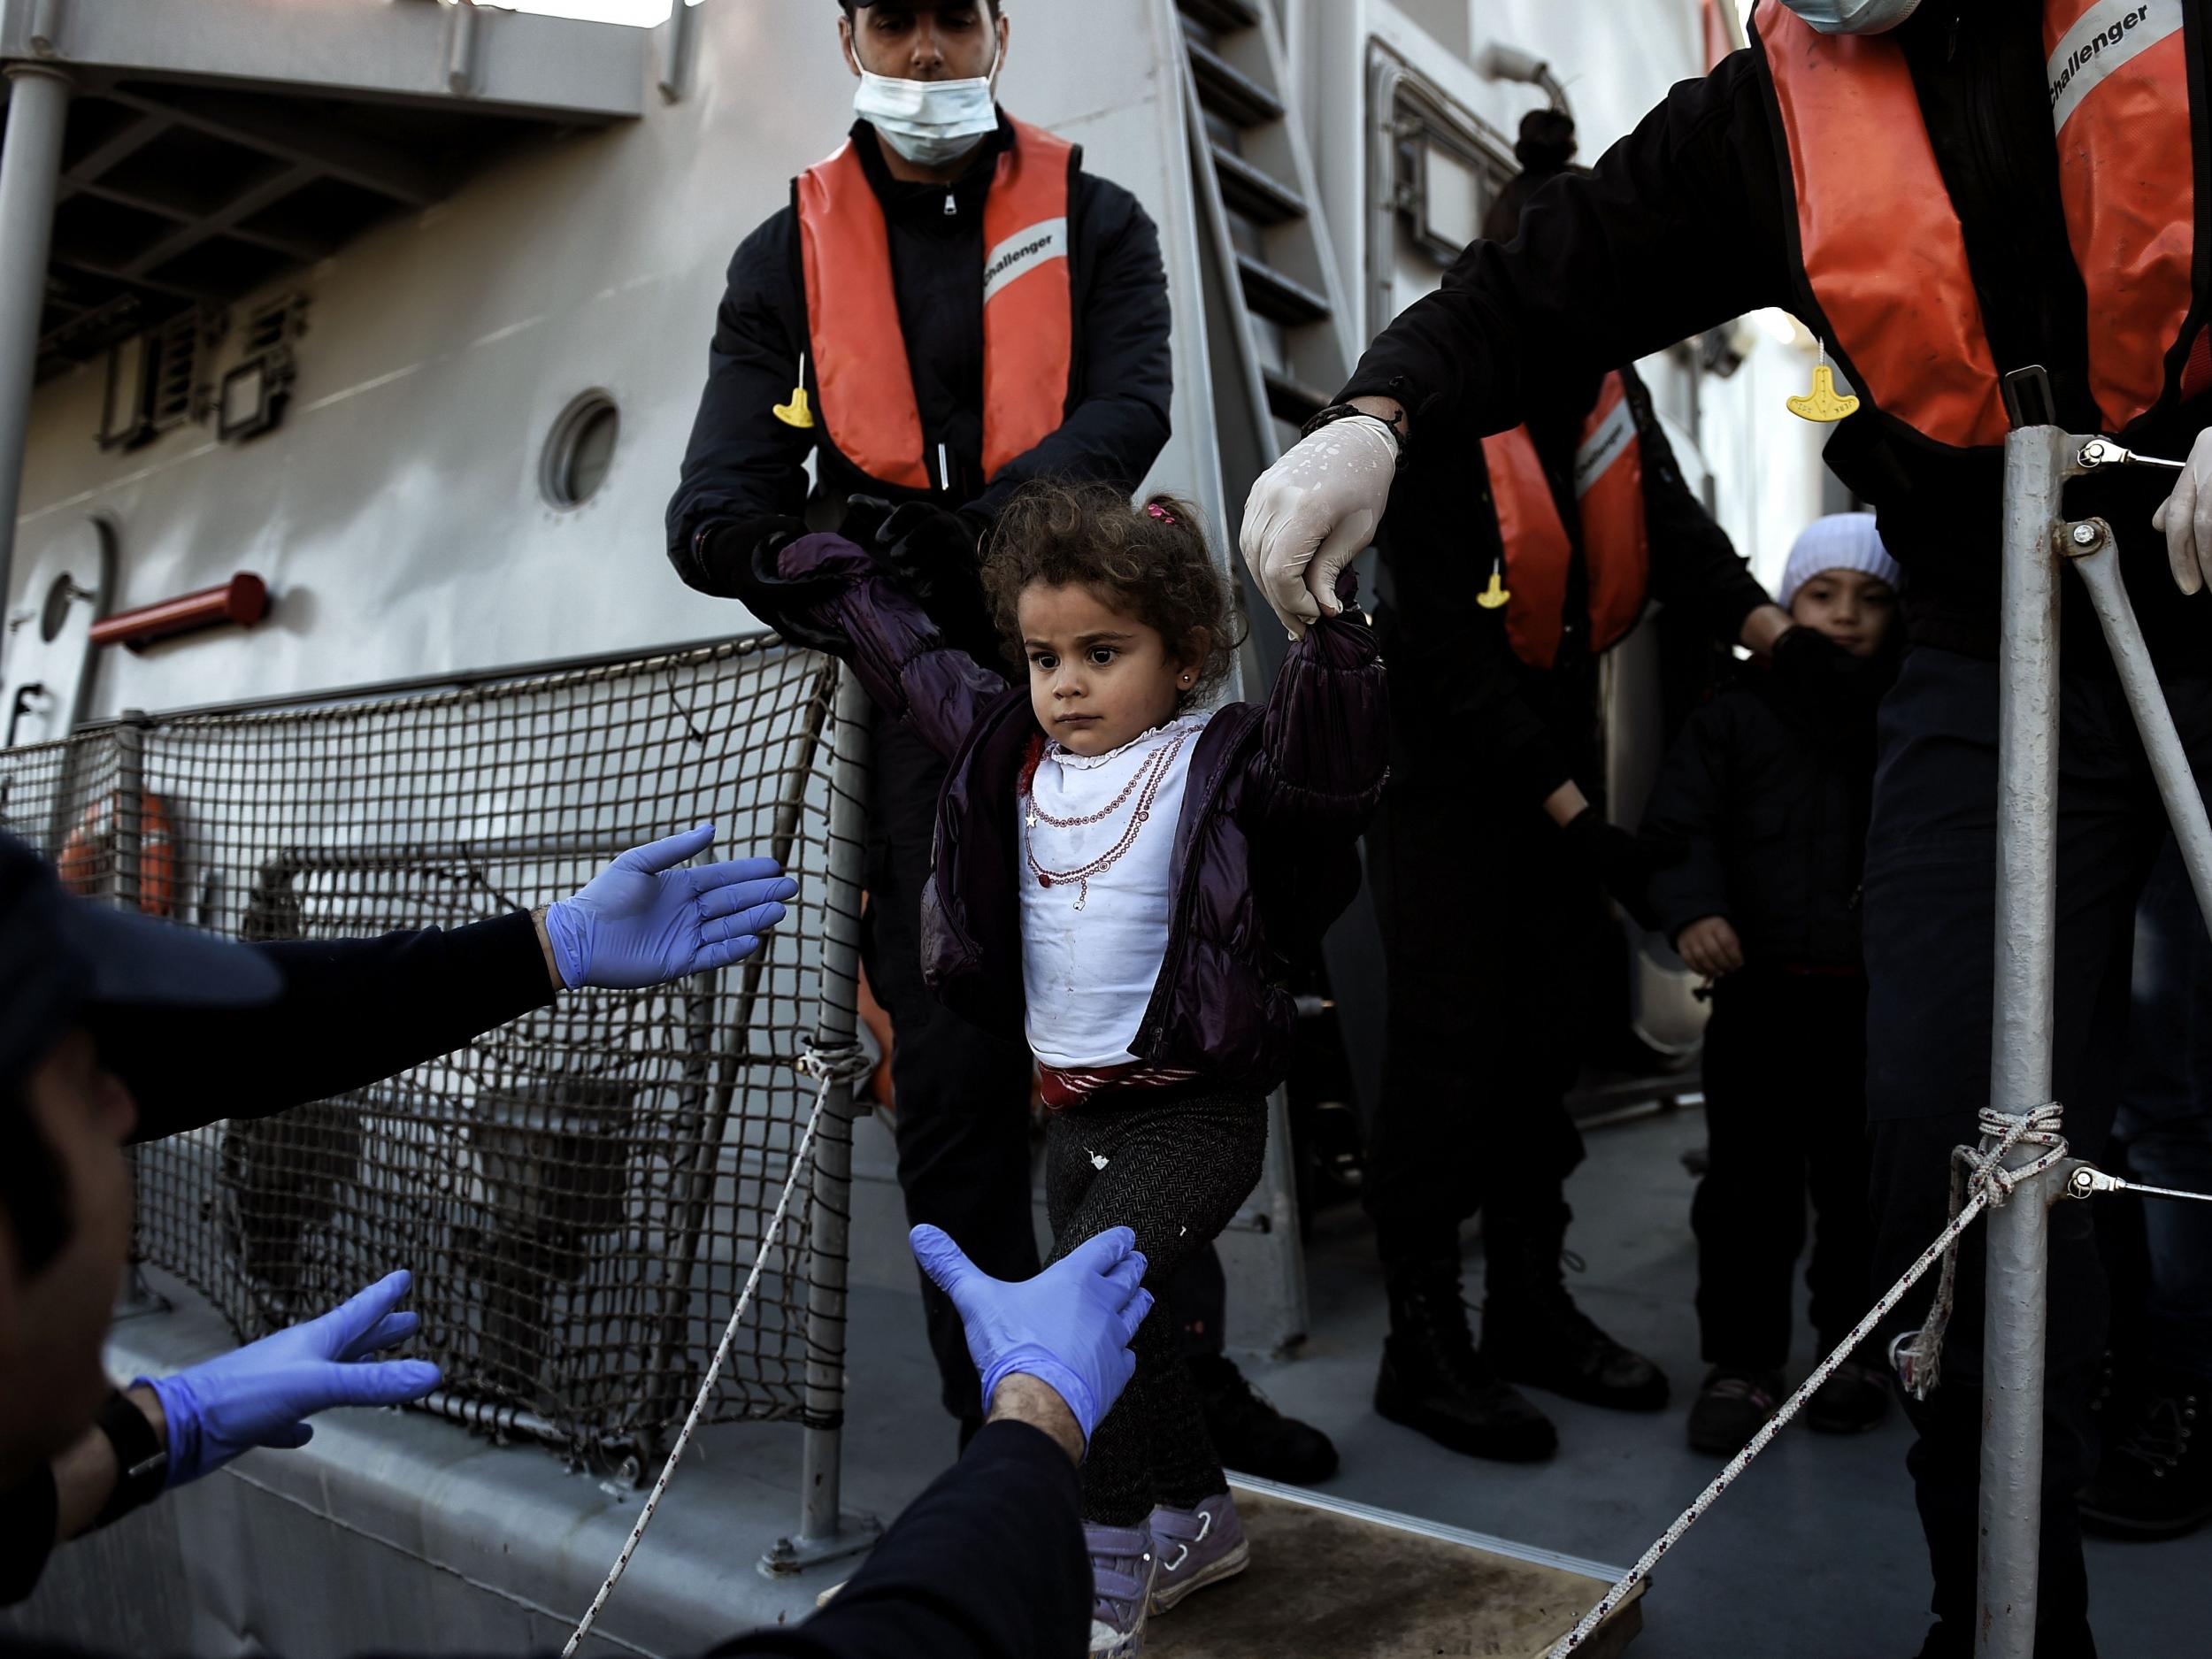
[773,532,1389,1096]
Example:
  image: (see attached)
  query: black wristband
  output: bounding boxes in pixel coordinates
[1302,402,1404,460]
[90,1388,166,1531]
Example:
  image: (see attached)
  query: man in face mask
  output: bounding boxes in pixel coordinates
[1238,1,2212,1655]
[666,3,1338,1494]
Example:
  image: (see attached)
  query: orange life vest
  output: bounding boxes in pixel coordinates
[1481,372,1651,670]
[1752,0,2206,449]
[795,119,1076,493]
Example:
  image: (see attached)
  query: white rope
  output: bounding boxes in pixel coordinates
[1545,1104,2071,1658]
[1890,1104,2070,1400]
[558,1043,867,1658]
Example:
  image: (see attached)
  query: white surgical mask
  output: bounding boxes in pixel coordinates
[1778,0,1924,33]
[854,35,1002,169]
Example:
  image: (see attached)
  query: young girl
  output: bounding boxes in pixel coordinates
[1639,512,1902,1457]
[759,480,1387,1655]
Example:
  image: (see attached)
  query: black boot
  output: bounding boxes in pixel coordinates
[1479,1199,1670,1412]
[2080,1365,2212,1541]
[1188,1353,1340,1484]
[1375,1257,1557,1463]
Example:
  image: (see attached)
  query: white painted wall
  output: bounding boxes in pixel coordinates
[6,0,1211,733]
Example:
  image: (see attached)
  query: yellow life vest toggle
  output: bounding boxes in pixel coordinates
[1477,566,1510,609]
[1786,361,1861,424]
[774,355,817,429]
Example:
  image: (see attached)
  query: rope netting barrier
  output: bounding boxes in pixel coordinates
[0,638,865,1466]
[559,1039,874,1657]
[1545,1098,2212,1656]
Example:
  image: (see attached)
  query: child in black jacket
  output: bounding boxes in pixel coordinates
[1640,513,1901,1458]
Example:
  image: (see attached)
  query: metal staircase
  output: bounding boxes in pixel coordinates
[1172,0,1386,1129]
[1174,0,1355,471]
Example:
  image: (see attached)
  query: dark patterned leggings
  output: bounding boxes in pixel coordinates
[1044,1088,1269,1527]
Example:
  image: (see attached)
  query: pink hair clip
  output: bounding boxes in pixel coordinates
[1146,503,1178,527]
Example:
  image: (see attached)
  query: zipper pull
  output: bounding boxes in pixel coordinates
[944,190,956,218]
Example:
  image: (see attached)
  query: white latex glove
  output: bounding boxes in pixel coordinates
[1239,416,1398,637]
[2153,426,2212,595]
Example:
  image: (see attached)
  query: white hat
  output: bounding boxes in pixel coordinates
[1778,512,1900,610]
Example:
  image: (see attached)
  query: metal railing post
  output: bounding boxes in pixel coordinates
[2067,533,2212,933]
[764,665,881,1576]
[1978,426,2070,1659]
[0,64,71,643]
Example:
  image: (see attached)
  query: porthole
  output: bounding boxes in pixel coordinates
[540,390,620,510]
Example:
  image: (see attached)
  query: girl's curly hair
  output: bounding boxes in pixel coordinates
[979,480,1243,706]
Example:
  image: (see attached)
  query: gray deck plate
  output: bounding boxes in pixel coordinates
[1149,1488,1640,1659]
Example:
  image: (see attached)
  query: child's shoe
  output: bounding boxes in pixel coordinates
[1084,1520,1156,1656]
[1147,1493,1249,1612]
[1686,1365,1784,1456]
[1805,1357,1890,1435]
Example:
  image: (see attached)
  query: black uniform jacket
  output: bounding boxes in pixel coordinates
[667,115,1173,606]
[1639,664,1892,969]
[4,917,1089,1658]
[1379,361,1769,806]
[1344,9,2210,668]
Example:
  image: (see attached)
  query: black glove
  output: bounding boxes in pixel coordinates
[1770,624,1890,720]
[870,502,1002,664]
[1563,805,1659,933]
[700,521,853,655]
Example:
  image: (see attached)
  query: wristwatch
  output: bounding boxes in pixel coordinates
[90,1387,167,1529]
[1302,401,1406,461]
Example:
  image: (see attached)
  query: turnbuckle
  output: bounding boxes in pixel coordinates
[2077,437,2185,474]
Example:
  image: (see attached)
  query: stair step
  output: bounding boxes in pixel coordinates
[1177,0,1262,30]
[1237,252,1331,326]
[1186,39,1283,128]
[1263,367,1333,428]
[1210,142,1307,226]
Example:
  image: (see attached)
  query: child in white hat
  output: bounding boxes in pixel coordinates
[1640,512,1901,1458]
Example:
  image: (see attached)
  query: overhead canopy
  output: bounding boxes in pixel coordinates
[0,0,647,378]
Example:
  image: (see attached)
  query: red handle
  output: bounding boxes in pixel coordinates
[89,573,269,652]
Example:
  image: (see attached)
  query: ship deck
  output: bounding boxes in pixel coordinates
[15,1104,2208,1657]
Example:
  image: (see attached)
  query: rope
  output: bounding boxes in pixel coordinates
[1545,1103,2070,1658]
[558,1041,864,1659]
[1892,1104,2070,1401]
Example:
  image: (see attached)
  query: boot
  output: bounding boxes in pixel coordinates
[1375,1256,1556,1463]
[1479,1198,1670,1412]
[1187,1353,1340,1484]
[2079,1364,2212,1541]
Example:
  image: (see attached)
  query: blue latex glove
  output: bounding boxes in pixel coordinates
[543,824,799,989]
[910,1224,1153,1446]
[139,1270,442,1486]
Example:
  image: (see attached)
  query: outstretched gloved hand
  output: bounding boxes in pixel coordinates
[2153,426,2212,596]
[910,1223,1153,1447]
[1563,805,1660,933]
[140,1270,442,1486]
[1240,416,1397,637]
[543,825,798,989]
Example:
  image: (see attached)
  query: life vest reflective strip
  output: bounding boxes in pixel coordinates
[1482,371,1651,671]
[795,119,1076,493]
[1752,0,2202,448]
[2046,0,2198,428]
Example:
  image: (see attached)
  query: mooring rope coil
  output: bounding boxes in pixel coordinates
[1545,1103,2071,1657]
[558,1041,871,1659]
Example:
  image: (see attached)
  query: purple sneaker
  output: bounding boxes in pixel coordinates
[1084,1520,1156,1656]
[1147,1493,1250,1613]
